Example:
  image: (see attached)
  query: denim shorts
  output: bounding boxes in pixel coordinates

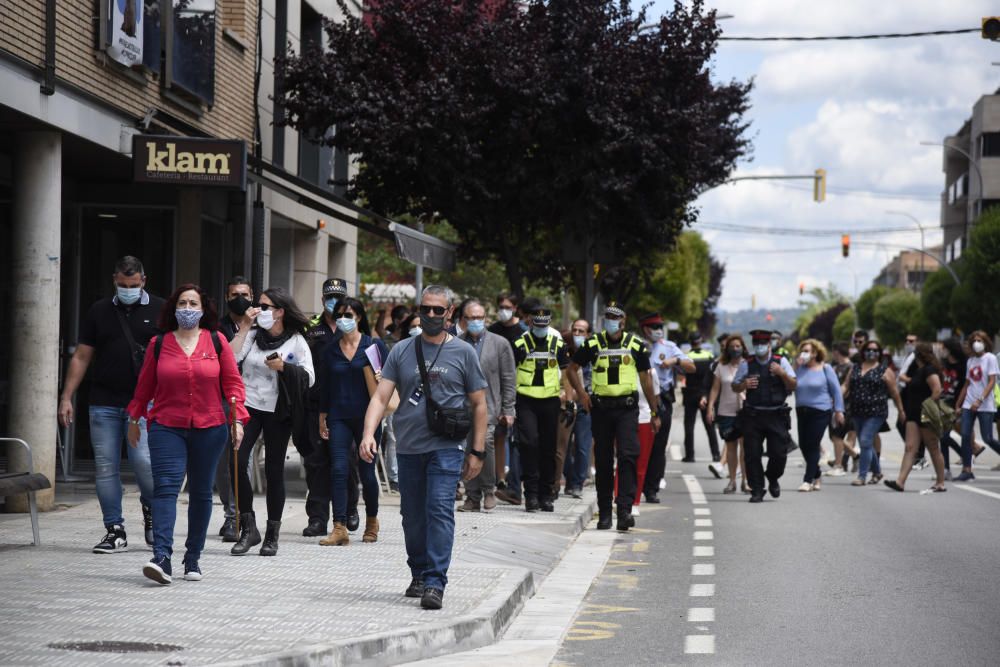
[717,415,741,441]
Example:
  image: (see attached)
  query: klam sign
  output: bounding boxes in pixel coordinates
[133,135,247,190]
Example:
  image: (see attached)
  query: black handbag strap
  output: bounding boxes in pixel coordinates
[414,336,448,422]
[114,306,143,377]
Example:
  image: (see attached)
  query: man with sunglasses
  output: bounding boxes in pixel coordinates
[361,285,489,610]
[566,302,660,531]
[512,305,571,512]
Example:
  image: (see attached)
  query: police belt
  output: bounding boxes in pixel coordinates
[591,392,639,409]
[740,404,791,418]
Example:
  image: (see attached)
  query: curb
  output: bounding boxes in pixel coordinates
[215,495,597,667]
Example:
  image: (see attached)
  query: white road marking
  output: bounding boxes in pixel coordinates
[693,531,714,541]
[685,635,716,654]
[692,563,715,576]
[954,485,1000,501]
[695,518,713,527]
[689,583,715,597]
[682,474,707,504]
[694,545,715,557]
[688,608,715,622]
[694,508,711,515]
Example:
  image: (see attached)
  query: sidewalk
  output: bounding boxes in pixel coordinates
[0,482,596,666]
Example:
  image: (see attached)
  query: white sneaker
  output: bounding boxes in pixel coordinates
[632,506,641,517]
[811,480,822,491]
[826,467,846,477]
[708,462,725,479]
[797,482,813,492]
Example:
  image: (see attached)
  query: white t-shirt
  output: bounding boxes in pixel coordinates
[239,332,315,412]
[962,352,999,413]
[638,379,651,424]
[713,361,744,417]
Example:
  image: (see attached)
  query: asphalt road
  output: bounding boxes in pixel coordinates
[553,412,1000,666]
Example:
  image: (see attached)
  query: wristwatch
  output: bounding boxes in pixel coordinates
[466,448,486,460]
[128,418,141,426]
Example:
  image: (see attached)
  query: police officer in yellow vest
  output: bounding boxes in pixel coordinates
[566,302,661,531]
[682,332,721,464]
[512,305,570,512]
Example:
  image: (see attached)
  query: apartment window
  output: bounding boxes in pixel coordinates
[982,132,1000,158]
[142,1,163,71]
[167,0,217,105]
[948,173,969,206]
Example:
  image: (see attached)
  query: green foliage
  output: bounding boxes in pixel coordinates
[855,285,890,331]
[950,207,1000,335]
[872,290,928,348]
[793,284,849,339]
[628,232,711,332]
[833,307,856,343]
[920,266,958,330]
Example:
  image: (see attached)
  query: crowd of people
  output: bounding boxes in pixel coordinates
[57,255,1000,606]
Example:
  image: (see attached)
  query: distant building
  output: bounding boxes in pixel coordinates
[872,248,942,291]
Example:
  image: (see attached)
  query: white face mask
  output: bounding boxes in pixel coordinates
[799,352,812,365]
[497,308,513,323]
[973,340,986,354]
[649,329,664,341]
[257,309,275,330]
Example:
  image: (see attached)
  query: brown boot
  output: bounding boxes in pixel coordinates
[319,522,349,546]
[362,517,379,543]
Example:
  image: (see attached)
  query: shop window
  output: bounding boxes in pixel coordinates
[167,0,217,105]
[142,0,162,72]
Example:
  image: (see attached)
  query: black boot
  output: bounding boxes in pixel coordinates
[141,502,154,546]
[220,516,238,543]
[302,518,327,537]
[259,520,281,556]
[616,506,635,532]
[230,512,261,556]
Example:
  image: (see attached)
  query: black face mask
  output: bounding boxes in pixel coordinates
[421,315,446,336]
[228,295,251,316]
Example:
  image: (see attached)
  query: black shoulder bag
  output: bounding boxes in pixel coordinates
[415,336,473,439]
[115,307,147,378]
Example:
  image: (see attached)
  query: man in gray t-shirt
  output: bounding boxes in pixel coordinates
[362,285,488,611]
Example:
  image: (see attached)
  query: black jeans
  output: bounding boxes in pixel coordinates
[592,404,641,513]
[303,407,359,524]
[683,393,720,461]
[233,407,292,522]
[796,406,830,484]
[741,408,791,494]
[644,401,673,497]
[515,395,561,500]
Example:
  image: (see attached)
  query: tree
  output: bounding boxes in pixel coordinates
[855,285,891,331]
[950,207,1000,335]
[627,231,711,333]
[805,303,850,347]
[921,265,958,330]
[279,0,752,299]
[873,290,932,348]
[793,284,849,340]
[833,307,856,343]
[696,255,726,338]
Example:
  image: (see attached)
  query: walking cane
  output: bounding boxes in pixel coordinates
[231,396,240,536]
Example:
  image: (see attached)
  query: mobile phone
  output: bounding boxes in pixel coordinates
[266,352,280,361]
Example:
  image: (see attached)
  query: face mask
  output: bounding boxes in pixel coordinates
[728,348,742,360]
[649,329,664,341]
[771,338,781,350]
[466,320,485,335]
[257,309,275,330]
[904,343,915,355]
[409,327,423,337]
[175,308,203,330]
[116,286,142,305]
[497,308,513,323]
[799,352,812,365]
[973,341,986,354]
[532,326,550,338]
[227,295,251,316]
[604,320,621,335]
[573,335,587,348]
[324,299,337,315]
[336,317,357,334]
[455,323,464,337]
[754,344,770,358]
[422,315,445,336]
[864,349,880,360]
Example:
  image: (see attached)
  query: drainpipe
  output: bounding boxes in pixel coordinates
[41,0,56,95]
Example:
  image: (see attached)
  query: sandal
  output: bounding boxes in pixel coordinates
[723,482,736,495]
[741,481,751,494]
[930,485,947,493]
[868,473,883,485]
[884,479,904,492]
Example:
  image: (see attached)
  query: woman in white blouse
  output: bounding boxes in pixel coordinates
[230,287,314,557]
[707,334,748,494]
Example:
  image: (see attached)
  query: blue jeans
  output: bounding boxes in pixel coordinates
[329,418,380,524]
[796,407,830,484]
[147,423,228,561]
[397,447,464,591]
[563,410,592,489]
[960,409,1000,468]
[89,406,154,527]
[853,416,884,480]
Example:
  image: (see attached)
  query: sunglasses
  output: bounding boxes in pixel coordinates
[647,324,664,330]
[258,303,277,311]
[419,305,448,316]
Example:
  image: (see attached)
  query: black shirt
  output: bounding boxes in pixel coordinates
[77,294,166,408]
[488,320,528,349]
[904,364,939,423]
[305,316,341,405]
[219,314,242,342]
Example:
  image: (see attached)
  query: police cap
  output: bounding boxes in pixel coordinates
[532,306,553,327]
[749,329,773,344]
[322,278,347,299]
[604,301,626,319]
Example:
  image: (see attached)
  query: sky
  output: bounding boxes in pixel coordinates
[648,0,1000,313]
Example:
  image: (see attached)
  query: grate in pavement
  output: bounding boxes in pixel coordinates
[47,641,184,653]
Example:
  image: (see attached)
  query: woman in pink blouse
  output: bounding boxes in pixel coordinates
[127,284,248,585]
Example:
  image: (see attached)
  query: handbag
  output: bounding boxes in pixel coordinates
[415,337,472,439]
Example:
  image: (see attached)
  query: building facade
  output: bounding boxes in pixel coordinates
[0,0,364,508]
[872,248,942,292]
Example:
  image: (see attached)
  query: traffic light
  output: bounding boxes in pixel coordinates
[799,282,805,296]
[841,234,850,258]
[813,168,826,202]
[983,17,1000,40]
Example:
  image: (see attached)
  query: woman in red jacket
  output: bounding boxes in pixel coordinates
[127,284,249,585]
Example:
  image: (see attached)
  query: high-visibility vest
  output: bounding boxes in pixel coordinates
[588,331,645,397]
[514,332,563,398]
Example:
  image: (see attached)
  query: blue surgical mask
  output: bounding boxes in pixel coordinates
[324,299,337,315]
[409,327,423,337]
[116,286,142,305]
[466,320,485,335]
[573,335,586,348]
[336,317,357,334]
[532,326,550,338]
[175,308,203,330]
[603,320,621,335]
[754,344,770,359]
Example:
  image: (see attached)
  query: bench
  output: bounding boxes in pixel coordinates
[0,438,51,546]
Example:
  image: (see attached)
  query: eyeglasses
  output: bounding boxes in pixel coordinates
[419,305,448,316]
[258,303,274,311]
[647,324,664,330]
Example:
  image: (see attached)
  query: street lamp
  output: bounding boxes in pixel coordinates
[885,210,925,290]
[920,140,984,250]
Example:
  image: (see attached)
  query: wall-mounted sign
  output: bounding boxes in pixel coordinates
[133,135,247,190]
[107,0,144,67]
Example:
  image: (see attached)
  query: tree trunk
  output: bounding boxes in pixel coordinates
[501,234,525,299]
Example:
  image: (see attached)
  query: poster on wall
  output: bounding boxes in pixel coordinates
[107,0,144,67]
